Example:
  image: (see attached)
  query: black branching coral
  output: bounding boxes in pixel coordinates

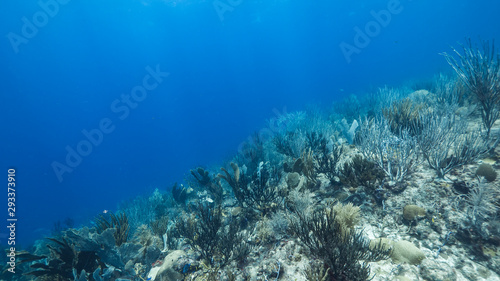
[290,205,390,281]
[94,212,130,246]
[175,204,248,267]
[273,131,301,158]
[171,182,188,204]
[219,162,283,216]
[176,204,222,265]
[17,238,102,281]
[314,140,344,186]
[339,155,385,191]
[218,162,248,207]
[191,167,224,204]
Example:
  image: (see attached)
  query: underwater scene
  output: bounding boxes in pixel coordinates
[2,0,500,280]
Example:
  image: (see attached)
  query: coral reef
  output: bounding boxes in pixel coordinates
[10,46,500,280]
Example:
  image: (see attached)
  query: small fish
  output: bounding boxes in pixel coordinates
[103,210,109,214]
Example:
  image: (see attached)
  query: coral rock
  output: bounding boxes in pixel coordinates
[403,205,426,221]
[147,250,186,281]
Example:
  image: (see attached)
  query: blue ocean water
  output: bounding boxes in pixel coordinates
[0,0,499,248]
